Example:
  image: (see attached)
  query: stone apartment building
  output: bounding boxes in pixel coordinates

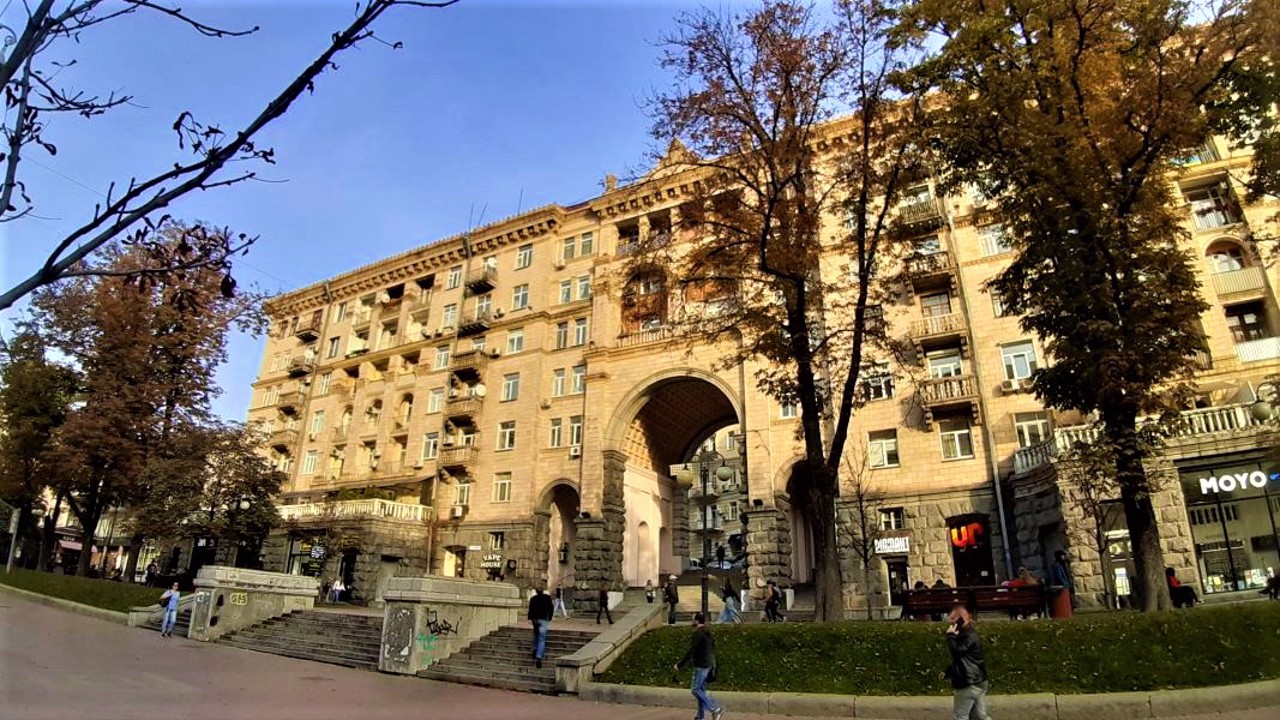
[249,133,1279,612]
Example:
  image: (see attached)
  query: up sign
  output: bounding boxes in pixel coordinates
[1198,470,1277,495]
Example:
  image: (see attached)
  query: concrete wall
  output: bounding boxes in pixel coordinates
[379,575,522,675]
[187,566,318,641]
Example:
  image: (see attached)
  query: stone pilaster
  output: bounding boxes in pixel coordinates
[571,449,627,609]
[744,506,792,604]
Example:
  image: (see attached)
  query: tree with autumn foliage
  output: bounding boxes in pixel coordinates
[900,0,1276,610]
[33,223,267,576]
[639,0,926,620]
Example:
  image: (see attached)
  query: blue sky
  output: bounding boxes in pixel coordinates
[0,0,713,420]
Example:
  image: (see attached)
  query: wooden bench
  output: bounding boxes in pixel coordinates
[903,585,1047,620]
[902,587,968,621]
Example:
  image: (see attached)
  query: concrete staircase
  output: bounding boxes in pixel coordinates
[217,610,382,671]
[418,625,597,693]
[139,608,193,636]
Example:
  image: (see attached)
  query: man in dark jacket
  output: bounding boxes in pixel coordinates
[673,612,723,720]
[596,587,613,625]
[944,604,991,720]
[664,574,680,625]
[527,587,554,668]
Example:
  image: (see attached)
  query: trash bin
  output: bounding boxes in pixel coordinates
[1049,586,1074,619]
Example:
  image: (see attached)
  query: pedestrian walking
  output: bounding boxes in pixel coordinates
[144,562,158,587]
[943,604,991,720]
[329,577,345,604]
[553,585,571,618]
[764,580,786,623]
[715,544,726,567]
[527,587,554,669]
[664,574,680,625]
[1049,550,1075,614]
[595,588,613,625]
[673,612,724,720]
[645,578,655,604]
[717,579,741,624]
[158,582,181,638]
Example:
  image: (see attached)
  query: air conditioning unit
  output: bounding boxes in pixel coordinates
[1000,379,1019,394]
[421,328,433,339]
[553,261,566,270]
[493,309,505,318]
[568,445,582,458]
[449,505,466,519]
[1018,377,1035,391]
[540,399,552,410]
[488,349,500,358]
[412,459,424,469]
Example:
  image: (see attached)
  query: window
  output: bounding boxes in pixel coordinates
[568,415,583,446]
[1185,183,1241,230]
[1014,411,1051,448]
[475,294,492,316]
[575,232,592,256]
[501,373,520,402]
[868,430,900,468]
[516,243,533,269]
[336,302,348,322]
[863,363,894,401]
[327,337,341,358]
[780,402,798,419]
[512,284,530,310]
[302,450,319,475]
[434,345,451,370]
[428,388,444,413]
[455,480,471,507]
[492,474,512,503]
[914,234,942,255]
[928,351,963,378]
[879,508,906,531]
[318,372,333,395]
[978,224,1012,256]
[1208,247,1245,274]
[310,410,326,436]
[921,291,953,318]
[990,290,1009,318]
[559,280,573,304]
[489,531,507,550]
[577,275,591,300]
[1001,340,1038,381]
[574,318,589,346]
[1226,302,1267,343]
[446,265,462,289]
[555,322,569,349]
[939,417,975,460]
[472,336,486,351]
[423,432,439,460]
[552,368,566,396]
[549,418,563,448]
[562,236,576,261]
[497,421,517,450]
[506,328,525,353]
[442,303,458,329]
[571,364,586,394]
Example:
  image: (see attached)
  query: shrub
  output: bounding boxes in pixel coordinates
[0,568,164,612]
[600,603,1280,695]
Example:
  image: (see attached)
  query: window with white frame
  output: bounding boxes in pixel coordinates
[1001,340,1037,381]
[310,410,325,436]
[1184,183,1241,230]
[428,388,444,414]
[559,280,573,304]
[265,386,280,406]
[434,345,451,370]
[497,421,517,450]
[318,372,333,395]
[571,364,586,394]
[493,473,513,503]
[515,243,533,269]
[552,368,566,396]
[928,351,963,378]
[549,418,563,448]
[580,232,594,255]
[301,450,318,475]
[863,363,894,401]
[336,302,348,321]
[472,336,486,351]
[512,284,530,310]
[577,275,591,300]
[868,430,899,468]
[555,322,569,349]
[475,294,492,316]
[501,373,520,402]
[1014,411,1051,448]
[507,328,525,353]
[327,337,341,358]
[446,265,462,289]
[990,290,1009,318]
[1208,246,1245,274]
[939,417,975,460]
[780,402,798,419]
[879,507,906,531]
[568,415,583,446]
[455,480,471,506]
[423,432,439,460]
[574,318,589,346]
[921,291,953,318]
[489,531,506,550]
[562,236,577,262]
[978,224,1012,256]
[442,303,458,329]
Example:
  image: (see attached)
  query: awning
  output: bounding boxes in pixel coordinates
[57,539,82,551]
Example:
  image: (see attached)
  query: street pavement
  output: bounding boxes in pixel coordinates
[1,591,1274,720]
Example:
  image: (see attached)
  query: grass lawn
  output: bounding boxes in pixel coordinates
[600,602,1280,695]
[0,568,165,613]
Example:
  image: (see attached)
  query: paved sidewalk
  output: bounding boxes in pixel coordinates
[0,591,1272,720]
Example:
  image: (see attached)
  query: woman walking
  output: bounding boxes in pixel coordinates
[944,604,991,720]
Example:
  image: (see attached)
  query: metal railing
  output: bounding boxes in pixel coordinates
[899,197,945,225]
[906,251,955,278]
[910,312,966,338]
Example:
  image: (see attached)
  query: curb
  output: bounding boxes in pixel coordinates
[0,583,130,625]
[579,678,1280,718]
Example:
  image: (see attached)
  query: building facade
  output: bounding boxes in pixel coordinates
[250,135,1279,611]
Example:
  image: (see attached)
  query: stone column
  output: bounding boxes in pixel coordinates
[744,506,792,605]
[672,486,691,563]
[572,450,627,608]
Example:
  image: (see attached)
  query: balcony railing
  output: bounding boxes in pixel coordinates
[457,308,494,337]
[1235,337,1280,364]
[451,349,489,379]
[617,326,674,348]
[906,251,956,291]
[294,320,321,342]
[269,428,299,449]
[277,390,304,414]
[691,514,726,532]
[899,197,945,226]
[439,445,478,470]
[920,375,978,405]
[445,395,483,420]
[910,313,967,339]
[287,356,316,377]
[278,498,428,523]
[688,484,721,503]
[1210,266,1266,299]
[465,267,497,294]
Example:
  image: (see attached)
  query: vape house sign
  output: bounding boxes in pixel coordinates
[1198,471,1280,495]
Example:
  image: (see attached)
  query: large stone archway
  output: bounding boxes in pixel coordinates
[535,481,580,593]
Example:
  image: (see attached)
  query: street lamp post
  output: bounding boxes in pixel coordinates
[677,449,735,618]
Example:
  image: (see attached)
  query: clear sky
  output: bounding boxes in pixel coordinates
[0,0,712,420]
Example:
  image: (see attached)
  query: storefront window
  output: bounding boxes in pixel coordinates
[1181,462,1280,594]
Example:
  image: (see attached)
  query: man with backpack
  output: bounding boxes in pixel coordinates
[664,574,680,625]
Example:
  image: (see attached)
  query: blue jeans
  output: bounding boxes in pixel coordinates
[691,666,720,719]
[953,681,991,720]
[532,619,549,659]
[160,609,177,635]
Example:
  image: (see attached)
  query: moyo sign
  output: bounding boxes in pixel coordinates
[874,536,910,555]
[1198,470,1279,495]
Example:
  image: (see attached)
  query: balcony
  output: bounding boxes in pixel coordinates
[465,267,497,295]
[899,197,946,228]
[918,375,980,427]
[688,484,721,503]
[287,356,315,378]
[294,319,321,343]
[906,251,956,293]
[1210,267,1267,303]
[351,309,373,332]
[445,395,483,423]
[269,428,299,450]
[277,390,304,415]
[451,349,490,380]
[1235,337,1280,364]
[617,325,675,348]
[457,308,494,337]
[691,514,726,533]
[910,313,969,354]
[439,445,478,473]
[278,498,429,523]
[331,426,350,442]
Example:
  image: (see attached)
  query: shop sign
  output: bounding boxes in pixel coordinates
[1198,471,1278,495]
[950,521,985,549]
[874,536,910,555]
[479,553,504,570]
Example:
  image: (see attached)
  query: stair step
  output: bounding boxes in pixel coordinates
[220,637,379,663]
[223,634,381,659]
[433,657,557,680]
[221,641,378,671]
[418,668,556,694]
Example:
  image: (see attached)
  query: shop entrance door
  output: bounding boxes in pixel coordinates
[887,559,910,606]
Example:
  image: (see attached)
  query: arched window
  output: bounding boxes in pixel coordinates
[399,394,414,425]
[1206,240,1246,274]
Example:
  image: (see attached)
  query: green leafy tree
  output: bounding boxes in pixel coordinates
[900,0,1275,609]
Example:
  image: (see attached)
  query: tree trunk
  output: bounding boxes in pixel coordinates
[1105,409,1170,612]
[123,534,143,583]
[807,478,843,622]
[861,560,874,620]
[37,493,63,571]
